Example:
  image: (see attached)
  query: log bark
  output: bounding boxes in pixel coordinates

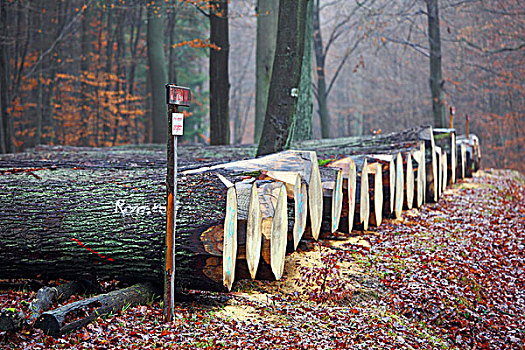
[28,281,87,323]
[457,143,466,179]
[0,163,244,292]
[34,283,154,337]
[457,134,480,176]
[355,158,370,231]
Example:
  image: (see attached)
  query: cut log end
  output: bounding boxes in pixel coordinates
[394,152,404,219]
[271,184,288,280]
[223,186,238,291]
[246,182,262,279]
[308,160,323,240]
[347,159,357,233]
[368,163,383,227]
[293,180,308,250]
[405,153,414,210]
[331,169,344,233]
[359,158,370,231]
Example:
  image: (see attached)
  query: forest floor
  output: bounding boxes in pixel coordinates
[1,169,524,349]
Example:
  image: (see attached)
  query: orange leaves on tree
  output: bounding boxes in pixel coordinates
[172,38,221,51]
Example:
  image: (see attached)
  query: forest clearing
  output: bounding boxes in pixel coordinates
[1,168,523,349]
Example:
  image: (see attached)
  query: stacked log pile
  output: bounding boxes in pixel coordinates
[0,126,481,335]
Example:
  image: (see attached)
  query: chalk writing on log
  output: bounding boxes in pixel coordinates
[114,199,166,217]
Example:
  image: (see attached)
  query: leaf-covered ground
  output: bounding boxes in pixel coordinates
[1,169,524,349]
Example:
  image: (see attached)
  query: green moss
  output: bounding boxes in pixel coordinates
[318,159,335,166]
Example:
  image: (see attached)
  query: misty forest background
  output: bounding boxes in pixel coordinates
[0,0,523,170]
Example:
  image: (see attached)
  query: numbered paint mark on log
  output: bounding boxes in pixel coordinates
[114,200,166,217]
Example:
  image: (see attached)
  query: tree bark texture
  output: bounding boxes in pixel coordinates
[425,0,446,128]
[291,0,313,143]
[312,0,330,138]
[209,0,230,145]
[254,0,279,143]
[0,156,248,292]
[257,0,309,156]
[0,0,14,153]
[147,1,168,143]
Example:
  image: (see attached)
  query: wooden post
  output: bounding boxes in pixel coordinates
[449,106,454,129]
[466,114,469,139]
[164,103,176,322]
[164,85,191,322]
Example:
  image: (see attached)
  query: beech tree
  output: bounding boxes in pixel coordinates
[257,0,309,156]
[147,0,169,143]
[254,0,279,143]
[425,0,446,128]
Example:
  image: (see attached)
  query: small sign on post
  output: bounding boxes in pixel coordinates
[164,84,191,322]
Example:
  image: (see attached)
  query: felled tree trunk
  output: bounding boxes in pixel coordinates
[0,162,245,292]
[29,281,87,323]
[34,283,154,337]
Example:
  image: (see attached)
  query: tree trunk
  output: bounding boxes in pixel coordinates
[312,0,330,138]
[254,0,279,143]
[0,159,246,292]
[291,0,313,143]
[257,0,308,156]
[209,0,230,145]
[425,0,446,128]
[0,0,14,153]
[147,2,168,143]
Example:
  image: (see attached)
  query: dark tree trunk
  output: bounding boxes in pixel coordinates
[0,0,14,154]
[209,0,230,145]
[254,0,279,143]
[0,153,246,292]
[291,0,313,143]
[147,2,168,143]
[257,0,309,156]
[312,0,330,138]
[425,0,446,128]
